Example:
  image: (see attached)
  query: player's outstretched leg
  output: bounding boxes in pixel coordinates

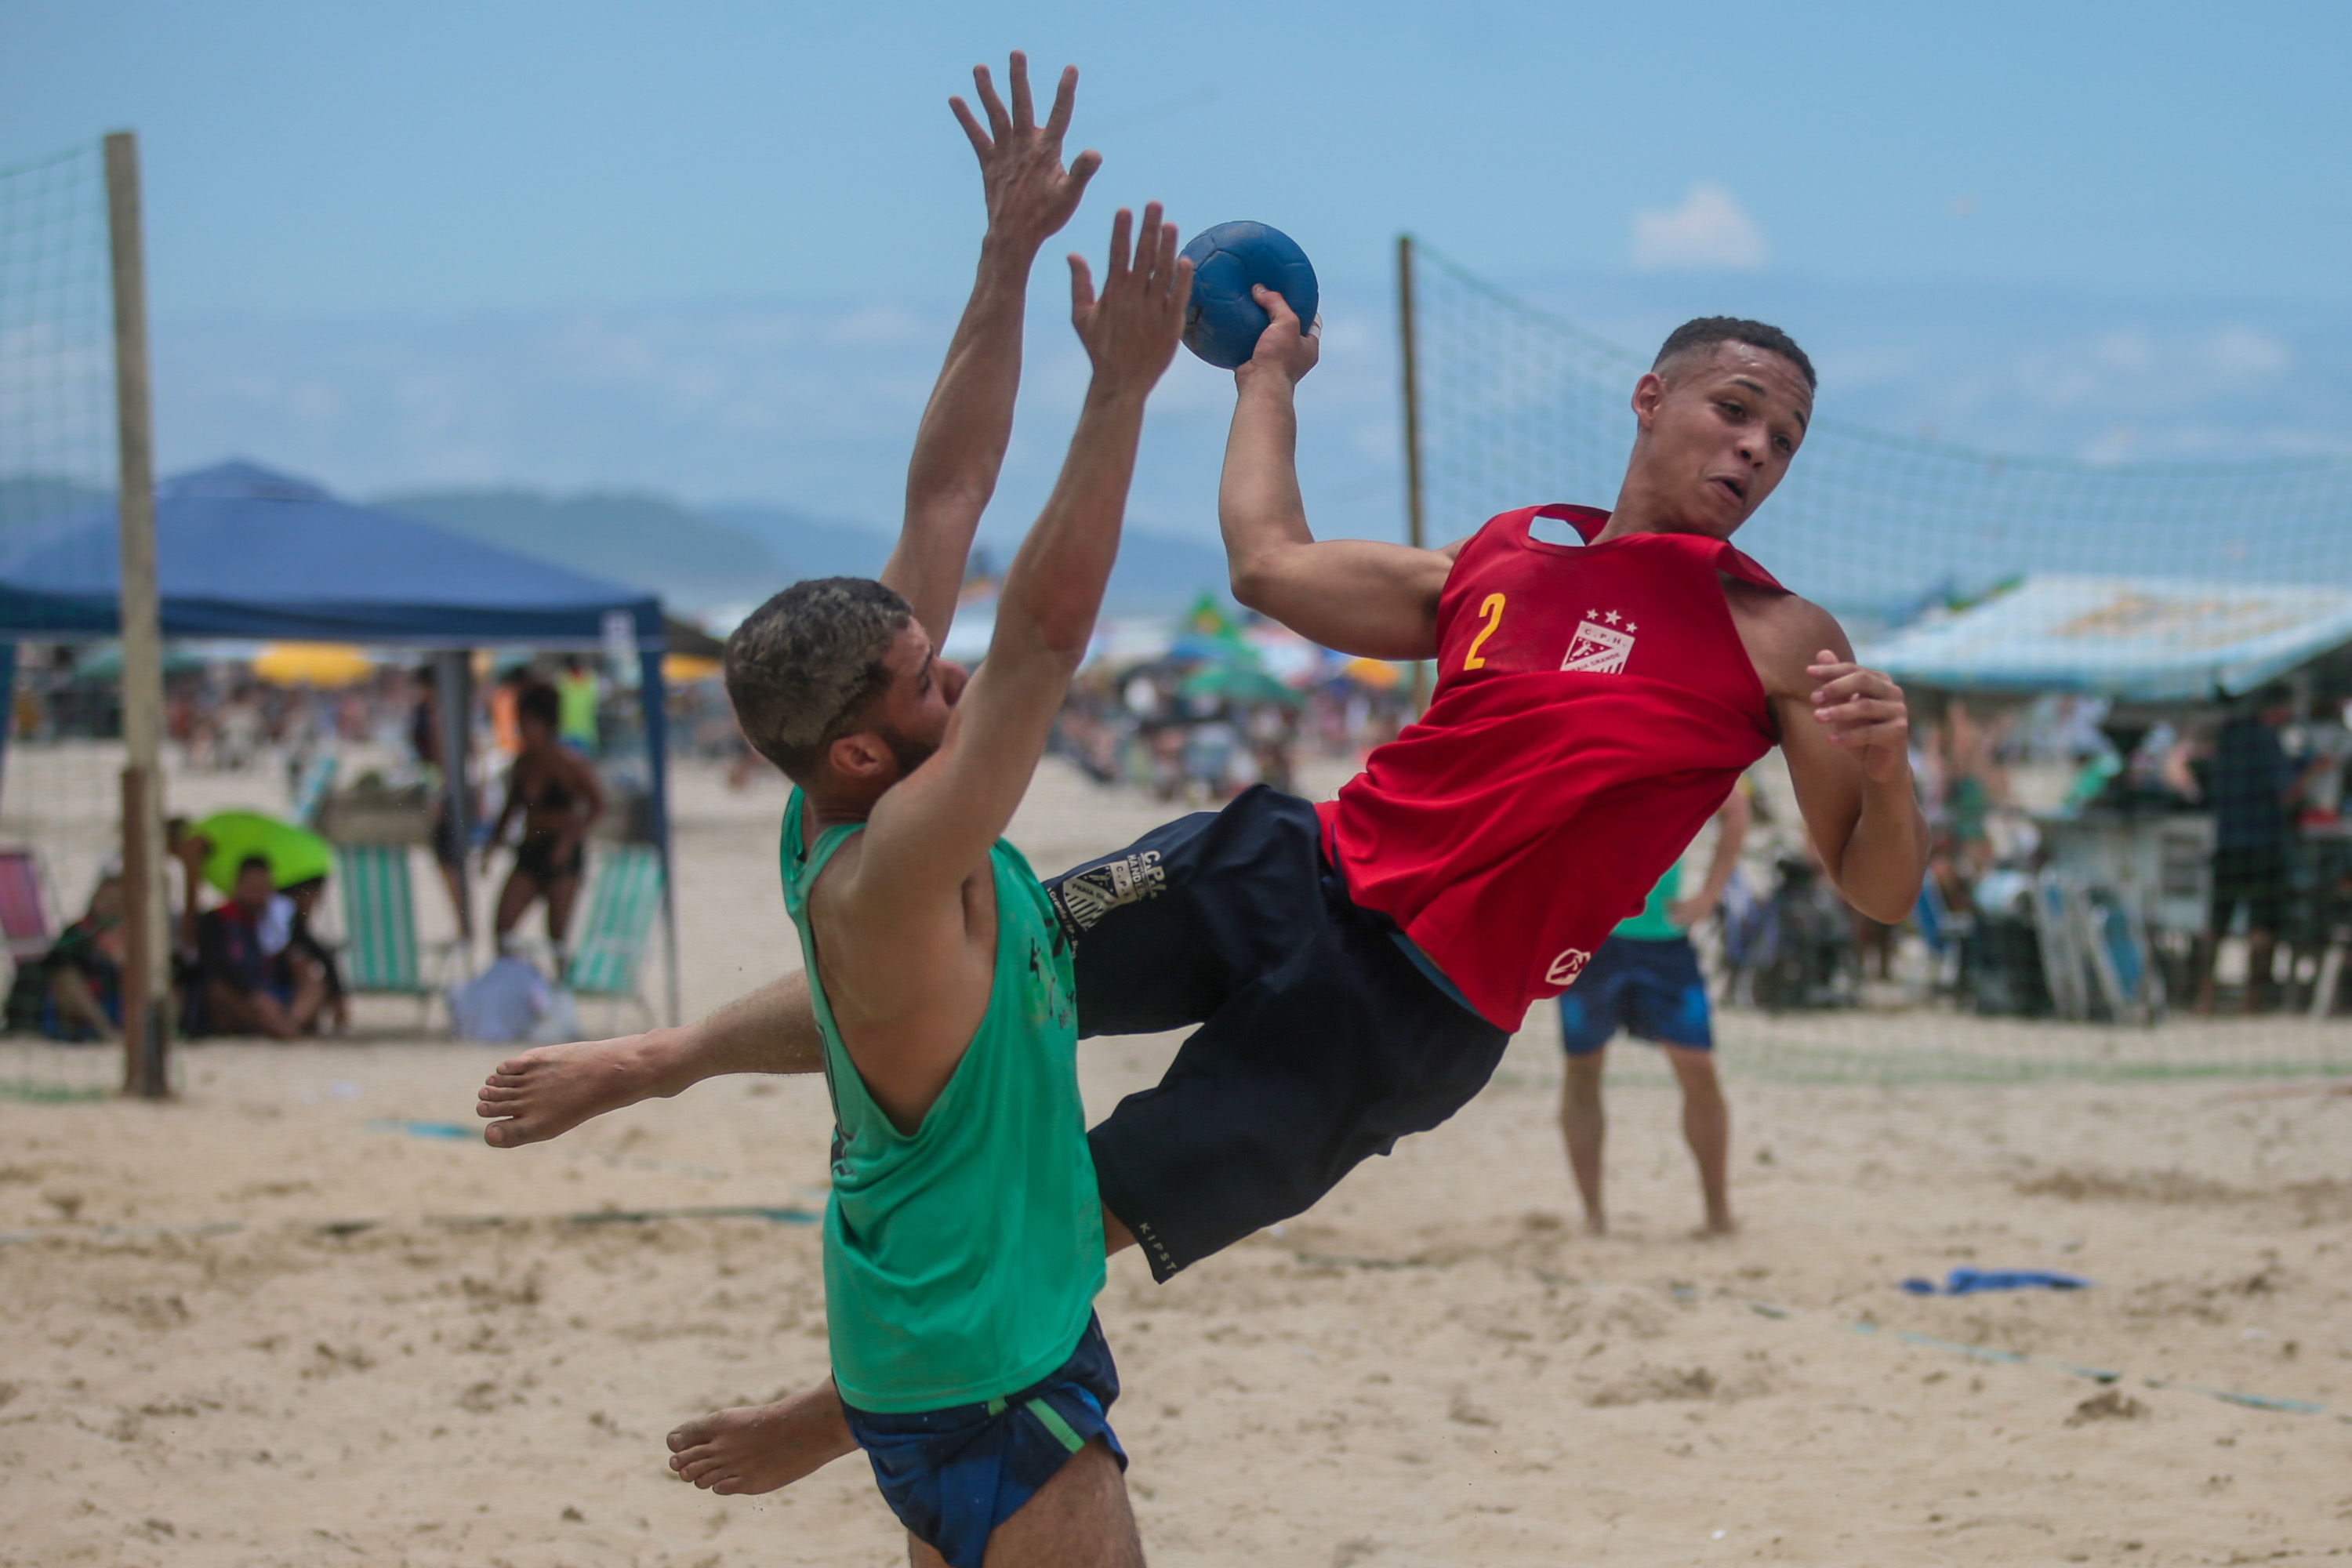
[666,1379,858,1495]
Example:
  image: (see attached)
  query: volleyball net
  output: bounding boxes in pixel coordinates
[1402,237,2352,1082]
[0,142,125,1098]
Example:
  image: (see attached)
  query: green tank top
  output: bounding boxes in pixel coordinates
[556,671,599,746]
[1612,857,1687,942]
[779,789,1103,1414]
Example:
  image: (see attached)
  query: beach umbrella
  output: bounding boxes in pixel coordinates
[251,642,373,688]
[1341,657,1403,691]
[193,811,332,895]
[1179,664,1303,708]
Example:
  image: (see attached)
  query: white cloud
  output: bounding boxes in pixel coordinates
[2206,325,2290,379]
[1630,183,1768,272]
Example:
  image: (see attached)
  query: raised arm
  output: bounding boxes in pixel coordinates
[857,205,1190,908]
[880,53,1101,648]
[1219,286,1457,659]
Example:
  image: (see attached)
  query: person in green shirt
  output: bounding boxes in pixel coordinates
[647,58,1182,1568]
[554,656,601,754]
[1556,786,1749,1236]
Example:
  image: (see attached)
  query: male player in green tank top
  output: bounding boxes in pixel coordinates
[688,60,1190,1564]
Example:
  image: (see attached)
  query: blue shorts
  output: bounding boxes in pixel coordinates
[841,1314,1126,1568]
[1558,936,1713,1056]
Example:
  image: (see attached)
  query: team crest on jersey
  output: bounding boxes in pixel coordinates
[1546,947,1592,986]
[1561,610,1635,675]
[1047,850,1165,939]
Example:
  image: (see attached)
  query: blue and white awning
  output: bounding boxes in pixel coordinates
[1861,575,2352,701]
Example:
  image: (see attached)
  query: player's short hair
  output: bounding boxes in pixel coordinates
[724,577,913,782]
[1654,317,1817,393]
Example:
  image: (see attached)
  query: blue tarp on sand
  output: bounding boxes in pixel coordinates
[1861,575,2352,702]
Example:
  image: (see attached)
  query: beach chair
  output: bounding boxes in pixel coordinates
[563,844,663,1033]
[333,843,463,1029]
[0,846,57,969]
[289,750,339,828]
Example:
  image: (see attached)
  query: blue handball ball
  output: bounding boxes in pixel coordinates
[1177,221,1319,370]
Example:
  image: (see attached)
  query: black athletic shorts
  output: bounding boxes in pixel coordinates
[515,830,586,888]
[1044,786,1509,1283]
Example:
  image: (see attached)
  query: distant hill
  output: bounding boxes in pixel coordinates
[702,503,1229,615]
[1096,528,1232,615]
[701,503,894,583]
[375,489,786,612]
[0,476,111,532]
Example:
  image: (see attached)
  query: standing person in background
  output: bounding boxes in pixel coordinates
[411,666,471,936]
[489,664,531,761]
[1558,788,1749,1236]
[2198,684,2328,1015]
[556,655,601,756]
[486,684,604,971]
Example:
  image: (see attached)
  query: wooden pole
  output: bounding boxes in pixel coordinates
[106,130,170,1098]
[1396,233,1432,714]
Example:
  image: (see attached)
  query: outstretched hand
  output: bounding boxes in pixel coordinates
[1808,652,1911,784]
[1236,283,1320,390]
[1067,203,1191,397]
[951,53,1100,250]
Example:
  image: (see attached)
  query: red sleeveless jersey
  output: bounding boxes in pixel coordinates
[1319,504,1786,1029]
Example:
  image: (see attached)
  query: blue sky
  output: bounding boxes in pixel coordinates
[9,0,2349,314]
[6,1,2351,564]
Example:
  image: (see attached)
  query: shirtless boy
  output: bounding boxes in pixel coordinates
[480,103,1928,1493]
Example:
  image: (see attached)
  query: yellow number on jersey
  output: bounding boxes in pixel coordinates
[1463,593,1507,670]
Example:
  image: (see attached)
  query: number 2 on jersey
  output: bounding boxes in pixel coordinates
[1463,593,1507,670]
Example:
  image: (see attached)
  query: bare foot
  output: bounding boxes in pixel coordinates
[668,1380,857,1495]
[476,1034,670,1148]
[1583,1213,1607,1237]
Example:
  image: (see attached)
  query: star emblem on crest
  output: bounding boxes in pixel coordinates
[1604,609,1622,625]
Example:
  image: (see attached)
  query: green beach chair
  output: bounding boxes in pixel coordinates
[334,843,464,1029]
[562,844,663,1033]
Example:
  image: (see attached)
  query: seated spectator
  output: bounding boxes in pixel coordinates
[3,872,128,1043]
[194,855,326,1039]
[278,875,350,1036]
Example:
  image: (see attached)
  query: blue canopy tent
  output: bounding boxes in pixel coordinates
[1861,575,2352,702]
[0,461,681,1024]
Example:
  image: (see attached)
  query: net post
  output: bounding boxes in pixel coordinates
[106,130,171,1098]
[1396,233,1432,713]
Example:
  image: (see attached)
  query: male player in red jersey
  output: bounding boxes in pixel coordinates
[476,186,1927,1490]
[1220,288,1924,1033]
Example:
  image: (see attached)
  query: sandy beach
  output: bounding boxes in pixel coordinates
[3,753,2348,1566]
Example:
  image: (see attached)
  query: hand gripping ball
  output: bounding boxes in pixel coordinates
[1177,221,1319,370]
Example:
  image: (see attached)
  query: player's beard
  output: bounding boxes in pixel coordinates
[877,723,939,779]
